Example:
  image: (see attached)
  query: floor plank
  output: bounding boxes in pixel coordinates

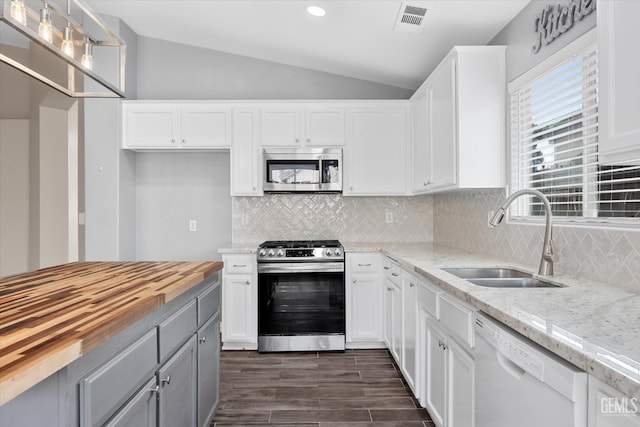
[212,349,434,426]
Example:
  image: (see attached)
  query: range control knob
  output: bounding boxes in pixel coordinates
[259,249,267,257]
[276,249,285,257]
[334,248,342,257]
[268,249,275,257]
[325,248,333,256]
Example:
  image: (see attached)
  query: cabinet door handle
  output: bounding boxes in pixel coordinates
[161,376,171,386]
[384,266,390,270]
[386,287,393,292]
[244,280,251,285]
[410,282,415,288]
[233,264,247,267]
[391,272,399,277]
[307,138,311,143]
[182,139,186,144]
[148,385,160,394]
[171,139,176,144]
[199,336,206,344]
[358,263,372,267]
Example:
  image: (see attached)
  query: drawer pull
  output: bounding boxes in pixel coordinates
[244,280,251,285]
[358,263,372,267]
[161,376,171,386]
[384,266,390,270]
[352,279,357,284]
[199,336,206,344]
[410,282,415,288]
[391,272,399,277]
[233,264,247,267]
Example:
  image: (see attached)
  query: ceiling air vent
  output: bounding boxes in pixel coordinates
[393,2,428,34]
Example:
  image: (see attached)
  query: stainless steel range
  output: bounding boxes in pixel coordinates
[257,240,345,352]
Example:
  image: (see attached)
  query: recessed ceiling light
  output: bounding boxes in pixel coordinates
[307,6,326,17]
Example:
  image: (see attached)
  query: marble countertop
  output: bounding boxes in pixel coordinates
[218,241,640,398]
[343,242,640,399]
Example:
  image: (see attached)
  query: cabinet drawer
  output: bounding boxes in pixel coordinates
[438,293,474,348]
[80,329,157,427]
[384,258,401,286]
[223,255,254,274]
[158,300,197,362]
[348,253,380,274]
[197,281,221,325]
[417,279,439,319]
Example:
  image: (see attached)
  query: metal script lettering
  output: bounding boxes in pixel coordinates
[532,0,596,53]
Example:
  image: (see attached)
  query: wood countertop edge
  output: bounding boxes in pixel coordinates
[0,261,223,407]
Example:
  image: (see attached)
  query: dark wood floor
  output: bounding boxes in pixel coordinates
[212,348,434,426]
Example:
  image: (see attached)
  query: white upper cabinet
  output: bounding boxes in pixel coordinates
[231,108,262,196]
[597,0,640,165]
[409,46,506,194]
[122,102,231,150]
[344,103,408,195]
[260,104,345,147]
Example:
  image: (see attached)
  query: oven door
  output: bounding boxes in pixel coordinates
[258,262,345,351]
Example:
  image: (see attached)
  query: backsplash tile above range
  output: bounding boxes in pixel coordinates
[232,194,433,245]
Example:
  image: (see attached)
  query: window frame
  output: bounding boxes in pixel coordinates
[506,29,640,229]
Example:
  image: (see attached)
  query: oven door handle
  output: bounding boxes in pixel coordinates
[258,262,345,274]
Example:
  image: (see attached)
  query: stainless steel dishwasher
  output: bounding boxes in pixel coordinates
[475,313,588,427]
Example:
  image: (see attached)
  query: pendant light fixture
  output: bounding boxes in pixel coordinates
[80,36,92,70]
[38,1,53,43]
[9,0,27,25]
[61,23,74,56]
[0,0,126,97]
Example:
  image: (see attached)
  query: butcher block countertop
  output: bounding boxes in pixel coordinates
[0,261,222,406]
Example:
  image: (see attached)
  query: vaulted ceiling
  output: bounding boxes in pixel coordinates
[85,0,530,90]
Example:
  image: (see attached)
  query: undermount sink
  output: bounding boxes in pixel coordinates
[441,267,562,288]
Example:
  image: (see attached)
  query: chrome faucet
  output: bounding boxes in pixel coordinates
[489,189,558,276]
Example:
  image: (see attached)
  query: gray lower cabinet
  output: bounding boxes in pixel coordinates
[105,378,157,427]
[158,335,198,427]
[80,329,158,427]
[197,312,221,427]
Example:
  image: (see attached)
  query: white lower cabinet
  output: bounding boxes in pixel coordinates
[383,257,403,363]
[401,269,419,393]
[221,254,257,350]
[589,375,640,427]
[346,253,384,348]
[417,280,475,427]
[422,316,447,427]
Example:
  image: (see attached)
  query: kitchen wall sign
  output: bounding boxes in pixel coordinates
[532,0,596,53]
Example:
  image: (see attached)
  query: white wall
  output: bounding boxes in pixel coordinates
[135,152,231,261]
[0,120,29,276]
[136,36,414,100]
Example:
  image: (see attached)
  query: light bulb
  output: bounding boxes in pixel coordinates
[38,3,53,43]
[81,38,93,70]
[61,25,74,57]
[10,0,27,25]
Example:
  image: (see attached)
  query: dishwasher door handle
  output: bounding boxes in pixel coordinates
[496,350,526,379]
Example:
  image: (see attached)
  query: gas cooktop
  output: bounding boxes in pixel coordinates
[257,240,343,262]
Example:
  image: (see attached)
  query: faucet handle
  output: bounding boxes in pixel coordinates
[543,241,559,262]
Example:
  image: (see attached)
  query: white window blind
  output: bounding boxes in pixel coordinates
[510,43,640,222]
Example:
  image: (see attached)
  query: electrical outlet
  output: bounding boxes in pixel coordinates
[385,211,393,224]
[189,220,197,232]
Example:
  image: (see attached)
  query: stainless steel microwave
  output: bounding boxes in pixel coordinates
[263,148,342,193]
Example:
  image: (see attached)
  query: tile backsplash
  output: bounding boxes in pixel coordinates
[434,189,640,293]
[232,194,433,244]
